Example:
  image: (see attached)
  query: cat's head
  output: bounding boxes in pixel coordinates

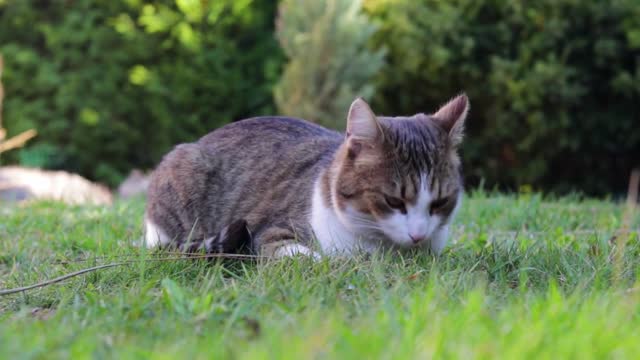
[329,94,469,252]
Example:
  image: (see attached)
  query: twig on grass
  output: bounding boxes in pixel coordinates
[49,249,268,265]
[0,253,264,296]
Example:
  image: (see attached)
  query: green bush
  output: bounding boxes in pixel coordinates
[2,0,639,195]
[274,0,384,128]
[0,0,282,186]
[366,0,640,195]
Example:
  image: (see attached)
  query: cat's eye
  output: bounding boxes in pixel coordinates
[429,197,449,214]
[339,191,354,199]
[384,195,405,210]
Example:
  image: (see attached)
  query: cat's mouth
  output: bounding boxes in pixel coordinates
[366,233,432,253]
[352,226,423,249]
[337,208,433,249]
[377,229,435,249]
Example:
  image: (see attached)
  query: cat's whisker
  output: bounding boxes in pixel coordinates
[347,216,378,225]
[347,215,382,226]
[349,218,379,226]
[349,221,385,232]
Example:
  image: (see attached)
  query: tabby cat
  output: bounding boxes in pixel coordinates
[144,94,469,258]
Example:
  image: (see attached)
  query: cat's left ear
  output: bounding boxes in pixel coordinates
[433,93,469,147]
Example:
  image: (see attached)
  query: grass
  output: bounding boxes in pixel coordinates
[1,191,639,359]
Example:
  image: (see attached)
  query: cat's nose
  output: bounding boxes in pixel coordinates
[409,233,426,244]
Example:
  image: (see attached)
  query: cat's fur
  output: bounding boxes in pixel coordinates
[144,95,469,257]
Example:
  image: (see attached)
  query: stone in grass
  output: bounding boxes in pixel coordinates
[0,166,112,205]
[117,169,150,199]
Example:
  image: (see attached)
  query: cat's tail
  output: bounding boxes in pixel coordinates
[179,219,252,254]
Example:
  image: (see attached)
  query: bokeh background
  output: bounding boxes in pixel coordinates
[0,0,638,196]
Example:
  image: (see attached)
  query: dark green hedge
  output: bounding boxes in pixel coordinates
[2,0,639,195]
[366,0,640,195]
[0,0,282,186]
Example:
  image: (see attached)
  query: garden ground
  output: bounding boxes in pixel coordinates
[1,191,639,359]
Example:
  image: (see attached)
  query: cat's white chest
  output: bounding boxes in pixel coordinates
[310,180,375,255]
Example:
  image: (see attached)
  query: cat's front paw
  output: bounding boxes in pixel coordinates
[264,241,322,260]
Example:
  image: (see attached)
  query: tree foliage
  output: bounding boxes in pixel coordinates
[275,0,384,128]
[366,0,640,194]
[1,0,639,195]
[0,0,282,185]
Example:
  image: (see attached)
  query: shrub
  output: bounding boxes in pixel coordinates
[366,0,640,195]
[0,0,282,186]
[274,0,384,128]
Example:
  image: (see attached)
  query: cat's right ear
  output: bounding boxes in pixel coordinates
[346,98,380,141]
[432,93,469,148]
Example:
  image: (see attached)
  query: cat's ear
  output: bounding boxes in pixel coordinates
[433,93,469,147]
[346,98,380,141]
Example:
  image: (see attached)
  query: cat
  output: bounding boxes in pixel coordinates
[144,94,469,258]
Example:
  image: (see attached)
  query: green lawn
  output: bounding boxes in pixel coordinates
[1,192,639,359]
